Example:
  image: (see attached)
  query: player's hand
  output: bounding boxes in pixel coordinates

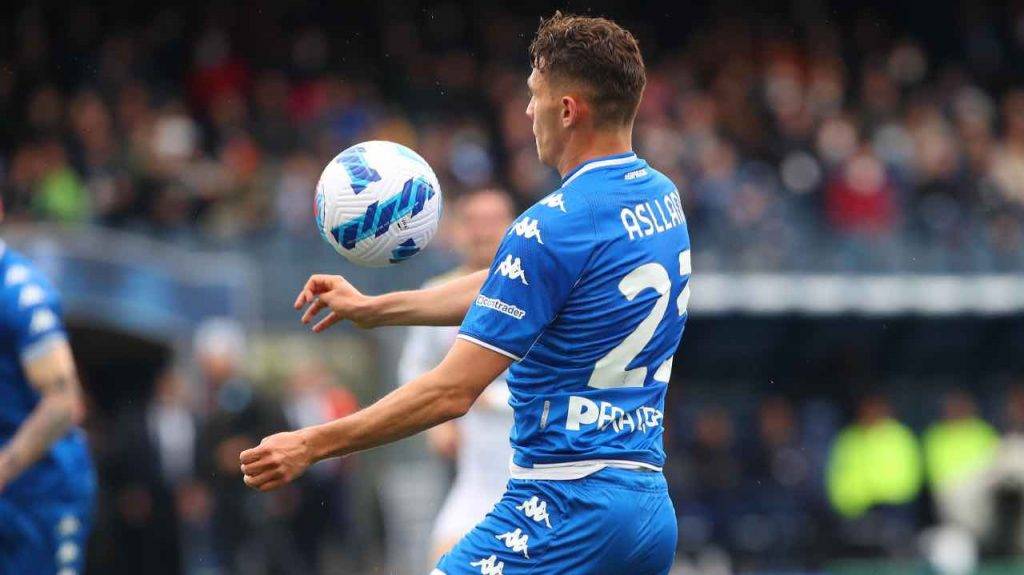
[294,274,377,332]
[239,430,315,492]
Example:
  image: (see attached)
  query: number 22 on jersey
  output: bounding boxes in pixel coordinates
[588,249,691,389]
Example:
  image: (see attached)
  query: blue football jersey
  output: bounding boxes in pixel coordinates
[459,152,690,475]
[0,241,93,501]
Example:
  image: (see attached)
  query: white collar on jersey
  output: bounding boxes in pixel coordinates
[560,152,638,188]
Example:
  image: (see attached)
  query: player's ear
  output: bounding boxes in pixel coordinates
[561,95,580,128]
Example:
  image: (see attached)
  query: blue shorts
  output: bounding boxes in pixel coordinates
[435,467,677,575]
[0,492,94,575]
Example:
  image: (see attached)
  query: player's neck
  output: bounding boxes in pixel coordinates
[556,129,634,178]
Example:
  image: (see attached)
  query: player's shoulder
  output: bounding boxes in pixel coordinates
[0,245,60,312]
[516,189,595,248]
[642,164,680,192]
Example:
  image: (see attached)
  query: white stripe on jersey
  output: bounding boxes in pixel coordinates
[457,334,522,361]
[561,153,638,187]
[509,456,662,481]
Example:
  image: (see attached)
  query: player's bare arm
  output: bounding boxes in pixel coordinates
[294,269,488,332]
[240,338,510,491]
[0,340,85,492]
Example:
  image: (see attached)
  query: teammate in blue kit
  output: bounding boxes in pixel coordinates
[242,12,689,574]
[0,206,95,575]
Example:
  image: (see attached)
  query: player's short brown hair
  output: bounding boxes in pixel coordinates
[529,11,646,127]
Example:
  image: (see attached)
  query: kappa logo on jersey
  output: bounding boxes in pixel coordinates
[5,265,30,286]
[509,217,543,244]
[497,255,529,285]
[539,192,566,213]
[495,529,531,558]
[18,284,45,308]
[516,496,552,528]
[29,308,58,335]
[624,168,648,180]
[470,555,505,575]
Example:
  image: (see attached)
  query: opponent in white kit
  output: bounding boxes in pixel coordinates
[397,189,516,562]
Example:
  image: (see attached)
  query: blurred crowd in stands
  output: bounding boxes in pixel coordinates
[3,3,1024,271]
[667,387,1024,573]
[86,318,363,575]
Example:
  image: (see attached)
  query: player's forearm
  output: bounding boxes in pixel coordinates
[304,368,476,461]
[1,393,83,478]
[369,269,487,327]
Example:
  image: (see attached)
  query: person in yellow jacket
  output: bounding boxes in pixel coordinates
[922,389,1002,540]
[923,390,999,491]
[827,394,923,518]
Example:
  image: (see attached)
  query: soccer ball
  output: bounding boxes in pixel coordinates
[314,140,443,267]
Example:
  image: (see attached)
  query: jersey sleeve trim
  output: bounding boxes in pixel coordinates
[456,333,522,362]
[20,332,68,363]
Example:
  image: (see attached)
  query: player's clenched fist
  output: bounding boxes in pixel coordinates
[239,431,315,492]
[294,274,378,331]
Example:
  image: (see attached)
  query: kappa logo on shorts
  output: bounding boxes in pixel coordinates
[516,496,552,528]
[497,255,529,286]
[470,555,505,575]
[539,193,566,213]
[57,515,81,537]
[508,217,543,244]
[29,308,58,335]
[496,528,531,558]
[57,541,80,565]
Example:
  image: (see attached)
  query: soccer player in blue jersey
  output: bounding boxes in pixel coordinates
[242,12,689,574]
[0,205,95,575]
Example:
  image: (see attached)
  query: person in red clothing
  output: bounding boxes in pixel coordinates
[825,148,899,235]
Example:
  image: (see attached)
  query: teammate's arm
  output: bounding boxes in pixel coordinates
[294,270,487,332]
[240,338,509,491]
[0,340,84,492]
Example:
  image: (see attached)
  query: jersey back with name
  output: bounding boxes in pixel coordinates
[0,243,91,500]
[459,152,690,471]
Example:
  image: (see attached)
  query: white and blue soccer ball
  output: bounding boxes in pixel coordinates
[314,140,443,267]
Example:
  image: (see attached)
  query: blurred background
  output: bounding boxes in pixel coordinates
[2,0,1024,573]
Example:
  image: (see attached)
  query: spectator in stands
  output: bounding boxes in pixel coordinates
[924,390,999,492]
[685,405,743,550]
[986,385,1024,554]
[922,390,1001,550]
[107,368,197,575]
[4,3,1024,272]
[738,397,819,565]
[193,318,295,574]
[826,394,922,557]
[281,358,359,573]
[931,385,1024,555]
[746,396,814,495]
[827,394,922,519]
